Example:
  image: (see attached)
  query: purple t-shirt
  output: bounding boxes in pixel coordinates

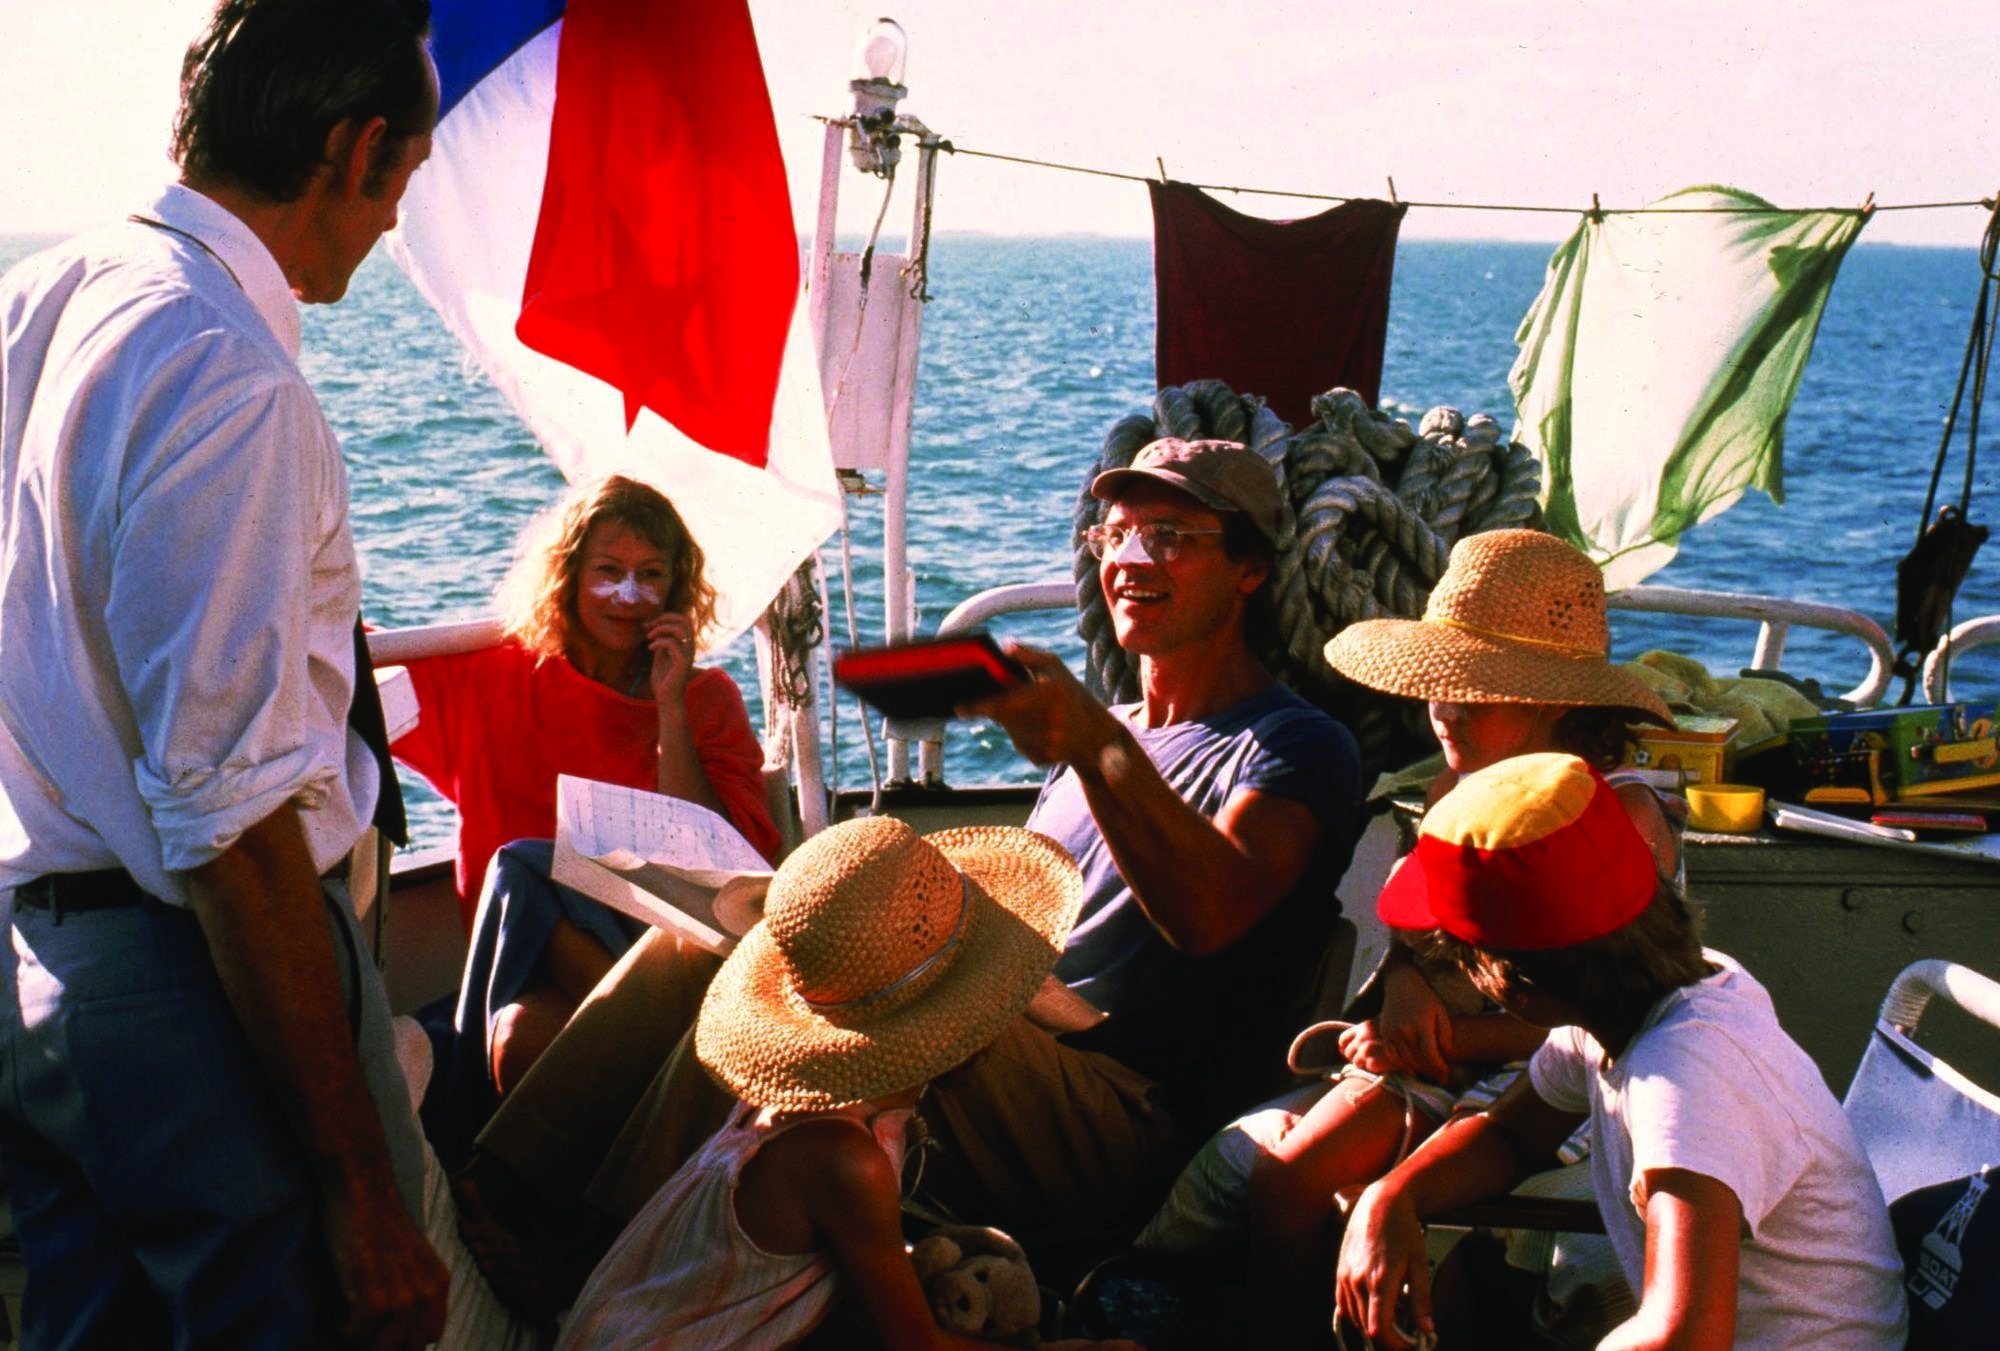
[1028,681,1361,1129]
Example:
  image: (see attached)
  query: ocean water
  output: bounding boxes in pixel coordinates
[3,231,1995,854]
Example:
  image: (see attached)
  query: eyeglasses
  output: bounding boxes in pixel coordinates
[1082,522,1224,564]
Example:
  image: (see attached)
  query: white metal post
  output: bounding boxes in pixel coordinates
[881,139,936,783]
[808,122,843,339]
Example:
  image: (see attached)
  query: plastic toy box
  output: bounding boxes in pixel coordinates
[1789,701,1999,802]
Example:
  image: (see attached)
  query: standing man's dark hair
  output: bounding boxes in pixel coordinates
[174,0,435,202]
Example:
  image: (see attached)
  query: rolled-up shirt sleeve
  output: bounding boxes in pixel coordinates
[111,375,347,873]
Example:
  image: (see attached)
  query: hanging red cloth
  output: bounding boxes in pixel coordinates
[1150,182,1405,424]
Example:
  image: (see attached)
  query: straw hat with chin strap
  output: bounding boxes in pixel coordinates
[1323,528,1672,726]
[696,815,1083,1113]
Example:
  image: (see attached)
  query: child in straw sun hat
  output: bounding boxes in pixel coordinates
[1134,529,1687,1330]
[1334,753,1903,1351]
[554,816,1140,1351]
[1314,528,1685,1096]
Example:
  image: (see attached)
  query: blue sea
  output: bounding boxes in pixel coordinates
[3,232,1995,853]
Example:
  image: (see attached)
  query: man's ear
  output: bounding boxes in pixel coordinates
[1236,555,1271,596]
[324,116,390,199]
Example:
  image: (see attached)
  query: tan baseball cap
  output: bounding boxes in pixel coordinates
[1090,438,1283,547]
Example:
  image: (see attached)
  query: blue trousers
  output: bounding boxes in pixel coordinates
[423,839,642,1172]
[0,888,427,1351]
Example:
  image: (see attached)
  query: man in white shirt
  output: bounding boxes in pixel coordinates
[0,1,448,1345]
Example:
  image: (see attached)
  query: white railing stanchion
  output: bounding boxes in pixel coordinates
[1751,619,1790,671]
[1922,615,2000,704]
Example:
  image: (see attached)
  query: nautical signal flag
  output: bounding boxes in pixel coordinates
[517,0,797,456]
[391,0,840,640]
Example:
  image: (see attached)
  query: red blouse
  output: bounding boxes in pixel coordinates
[392,640,781,929]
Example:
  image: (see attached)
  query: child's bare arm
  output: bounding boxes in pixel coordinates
[1443,1010,1547,1064]
[1596,1169,1740,1351]
[1372,949,1454,1080]
[1613,778,1683,879]
[788,1123,968,1351]
[790,1123,1140,1351]
[1336,1075,1584,1349]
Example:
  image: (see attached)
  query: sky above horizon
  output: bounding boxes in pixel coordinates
[3,0,1994,248]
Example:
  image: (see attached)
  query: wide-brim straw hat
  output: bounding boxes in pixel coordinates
[1323,529,1672,726]
[696,816,1083,1112]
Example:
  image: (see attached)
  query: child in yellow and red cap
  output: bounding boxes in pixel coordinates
[1334,752,1905,1351]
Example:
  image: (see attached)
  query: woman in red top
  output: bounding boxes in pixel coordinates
[394,476,780,1164]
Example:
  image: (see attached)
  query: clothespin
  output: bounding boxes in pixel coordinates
[1387,176,1399,206]
[1156,156,1168,184]
[1859,191,1876,218]
[1589,192,1604,223]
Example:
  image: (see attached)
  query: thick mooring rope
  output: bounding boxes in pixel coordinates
[1073,381,1545,777]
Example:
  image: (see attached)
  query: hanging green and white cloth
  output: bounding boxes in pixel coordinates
[1511,185,1869,588]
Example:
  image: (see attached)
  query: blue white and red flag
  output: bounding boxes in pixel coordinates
[390,0,838,639]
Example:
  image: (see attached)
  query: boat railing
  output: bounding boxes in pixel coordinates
[912,580,1897,784]
[365,617,505,666]
[1923,615,2000,703]
[1610,585,1892,706]
[362,582,1899,794]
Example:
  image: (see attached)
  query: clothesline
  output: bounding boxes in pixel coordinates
[927,140,1994,218]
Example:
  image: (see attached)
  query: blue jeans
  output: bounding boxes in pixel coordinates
[0,888,426,1351]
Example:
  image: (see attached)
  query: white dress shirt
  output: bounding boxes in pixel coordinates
[0,183,378,903]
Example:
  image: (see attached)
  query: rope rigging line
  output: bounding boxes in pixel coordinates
[1896,198,2000,702]
[929,139,1993,219]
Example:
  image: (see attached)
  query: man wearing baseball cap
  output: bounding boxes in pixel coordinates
[932,436,1363,1234]
[444,438,1364,1302]
[1335,753,1903,1351]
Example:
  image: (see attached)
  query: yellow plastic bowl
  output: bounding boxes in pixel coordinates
[1686,783,1766,834]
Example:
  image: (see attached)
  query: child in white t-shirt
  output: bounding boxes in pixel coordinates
[1334,753,1905,1351]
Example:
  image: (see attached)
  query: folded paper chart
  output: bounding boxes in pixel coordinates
[553,773,773,954]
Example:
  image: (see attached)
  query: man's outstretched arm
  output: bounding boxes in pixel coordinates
[970,645,1321,956]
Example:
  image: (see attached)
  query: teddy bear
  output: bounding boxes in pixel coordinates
[909,1224,1043,1347]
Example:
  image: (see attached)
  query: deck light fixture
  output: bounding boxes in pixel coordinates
[848,17,909,176]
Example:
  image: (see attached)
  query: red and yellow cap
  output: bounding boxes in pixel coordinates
[1377,753,1656,950]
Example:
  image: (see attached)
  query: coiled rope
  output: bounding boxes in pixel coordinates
[1073,380,1545,778]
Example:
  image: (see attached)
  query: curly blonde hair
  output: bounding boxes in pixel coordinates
[499,476,719,663]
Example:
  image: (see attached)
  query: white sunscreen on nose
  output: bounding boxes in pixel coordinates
[588,573,665,606]
[1110,531,1153,566]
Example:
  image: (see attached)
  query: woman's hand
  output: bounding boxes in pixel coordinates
[646,611,698,707]
[1334,1181,1433,1350]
